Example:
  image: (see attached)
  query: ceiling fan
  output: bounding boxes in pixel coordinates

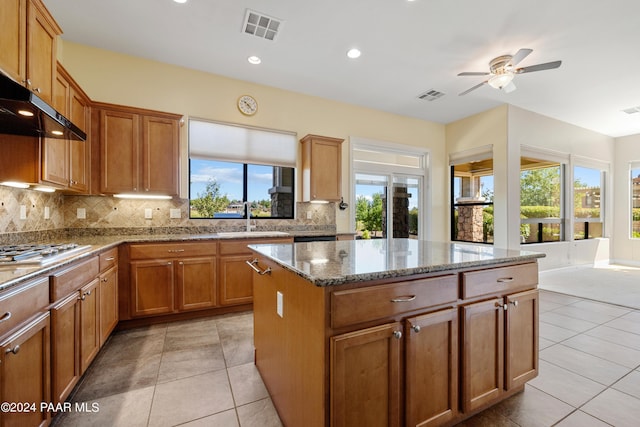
[458,48,561,96]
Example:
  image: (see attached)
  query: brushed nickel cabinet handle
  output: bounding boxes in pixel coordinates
[105,257,115,261]
[391,295,416,303]
[0,312,11,323]
[411,325,421,333]
[246,259,271,275]
[497,277,514,283]
[393,331,402,340]
[510,300,519,307]
[6,345,20,355]
[167,249,185,253]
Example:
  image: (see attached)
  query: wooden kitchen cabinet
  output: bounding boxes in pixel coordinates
[99,248,119,346]
[251,248,540,427]
[79,278,100,373]
[43,63,91,192]
[218,237,292,306]
[331,323,402,427]
[50,292,80,405]
[300,134,344,202]
[0,0,60,104]
[93,102,181,196]
[0,312,51,427]
[128,242,217,318]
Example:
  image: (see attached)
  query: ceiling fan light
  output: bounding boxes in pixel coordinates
[487,72,514,89]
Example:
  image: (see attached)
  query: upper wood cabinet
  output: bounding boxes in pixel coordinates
[42,63,91,192]
[300,134,344,202]
[92,102,181,196]
[0,0,61,104]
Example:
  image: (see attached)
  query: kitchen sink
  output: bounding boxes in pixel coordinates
[215,231,290,238]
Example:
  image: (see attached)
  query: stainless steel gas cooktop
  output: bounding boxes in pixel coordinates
[0,243,92,266]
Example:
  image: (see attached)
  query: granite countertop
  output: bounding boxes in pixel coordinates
[248,239,546,287]
[0,231,294,292]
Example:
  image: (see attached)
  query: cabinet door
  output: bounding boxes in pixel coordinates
[42,137,69,186]
[26,0,57,104]
[176,257,217,311]
[309,138,342,201]
[406,308,458,427]
[461,297,504,413]
[141,115,179,195]
[68,86,90,192]
[0,0,27,83]
[100,110,139,193]
[505,289,538,390]
[130,259,174,317]
[331,322,402,427]
[79,278,100,373]
[0,312,50,427]
[99,266,118,346]
[219,255,254,306]
[51,292,80,405]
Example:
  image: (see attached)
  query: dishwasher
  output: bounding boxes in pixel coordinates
[293,235,337,243]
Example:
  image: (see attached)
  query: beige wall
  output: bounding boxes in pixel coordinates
[58,41,448,238]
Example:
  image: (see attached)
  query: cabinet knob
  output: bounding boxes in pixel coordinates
[178,262,183,265]
[0,312,12,323]
[510,300,519,307]
[6,345,20,355]
[102,277,108,282]
[411,325,421,333]
[495,302,507,311]
[33,87,41,93]
[392,330,402,340]
[79,295,86,301]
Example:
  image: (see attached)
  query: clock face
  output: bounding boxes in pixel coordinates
[238,95,258,116]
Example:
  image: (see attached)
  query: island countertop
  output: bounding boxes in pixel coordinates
[249,238,545,286]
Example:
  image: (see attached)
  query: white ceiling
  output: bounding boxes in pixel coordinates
[44,0,640,138]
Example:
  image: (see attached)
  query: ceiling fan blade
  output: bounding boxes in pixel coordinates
[459,81,487,96]
[458,71,490,76]
[516,60,562,74]
[508,48,533,67]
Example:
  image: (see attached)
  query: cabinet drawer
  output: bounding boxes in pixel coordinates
[129,242,217,260]
[99,247,118,272]
[0,277,50,337]
[219,238,292,255]
[462,262,538,299]
[331,275,458,328]
[50,256,99,302]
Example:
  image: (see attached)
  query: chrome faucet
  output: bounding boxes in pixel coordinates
[244,201,256,232]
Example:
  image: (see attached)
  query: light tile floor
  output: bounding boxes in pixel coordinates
[54,290,640,427]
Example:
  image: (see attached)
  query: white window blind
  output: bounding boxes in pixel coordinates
[189,119,297,167]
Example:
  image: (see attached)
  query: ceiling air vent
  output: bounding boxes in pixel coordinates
[622,106,640,115]
[242,9,282,41]
[418,89,445,102]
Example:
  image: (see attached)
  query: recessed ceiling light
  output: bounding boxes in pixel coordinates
[173,0,187,4]
[51,130,64,136]
[18,109,34,117]
[346,48,361,59]
[247,56,262,65]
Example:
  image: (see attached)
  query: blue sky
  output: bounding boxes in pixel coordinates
[190,159,274,202]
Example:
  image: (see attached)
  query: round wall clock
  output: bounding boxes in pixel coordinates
[238,95,258,116]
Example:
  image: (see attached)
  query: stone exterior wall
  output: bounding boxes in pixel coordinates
[456,203,484,242]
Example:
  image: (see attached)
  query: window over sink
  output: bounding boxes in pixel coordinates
[188,119,296,219]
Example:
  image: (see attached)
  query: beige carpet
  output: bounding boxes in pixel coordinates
[539,264,640,310]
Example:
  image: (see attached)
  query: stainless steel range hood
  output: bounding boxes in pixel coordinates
[0,73,86,141]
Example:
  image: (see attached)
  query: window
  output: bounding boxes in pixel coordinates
[573,165,603,239]
[520,157,564,243]
[631,165,640,238]
[450,159,494,244]
[188,119,296,219]
[351,139,427,240]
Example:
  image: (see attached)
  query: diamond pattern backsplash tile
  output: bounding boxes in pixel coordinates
[0,187,337,240]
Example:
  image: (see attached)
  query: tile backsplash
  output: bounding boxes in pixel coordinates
[0,188,336,242]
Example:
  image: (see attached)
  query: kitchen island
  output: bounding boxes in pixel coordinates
[248,239,545,427]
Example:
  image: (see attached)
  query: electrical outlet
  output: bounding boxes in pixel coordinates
[19,205,27,220]
[277,291,283,318]
[170,209,181,219]
[77,208,86,219]
[144,208,153,219]
[44,206,50,219]
[306,211,312,219]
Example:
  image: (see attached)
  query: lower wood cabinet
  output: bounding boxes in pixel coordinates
[0,312,51,427]
[128,242,217,318]
[79,278,100,373]
[252,257,540,427]
[331,323,402,427]
[51,292,80,406]
[99,265,118,346]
